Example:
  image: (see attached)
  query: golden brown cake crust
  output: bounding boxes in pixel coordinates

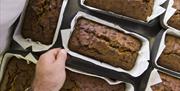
[158,35,180,72]
[167,0,180,30]
[61,70,126,91]
[84,0,154,21]
[151,72,180,91]
[22,0,63,44]
[173,0,180,10]
[0,57,35,91]
[68,18,141,70]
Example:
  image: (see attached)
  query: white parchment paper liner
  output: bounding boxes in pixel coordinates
[161,0,180,31]
[66,67,134,91]
[0,53,37,82]
[81,0,166,23]
[154,28,180,78]
[0,53,134,91]
[13,0,68,52]
[145,69,162,91]
[61,12,150,77]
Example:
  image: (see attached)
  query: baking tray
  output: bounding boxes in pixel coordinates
[4,0,168,91]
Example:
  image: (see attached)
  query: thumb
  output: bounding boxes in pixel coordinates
[55,49,67,67]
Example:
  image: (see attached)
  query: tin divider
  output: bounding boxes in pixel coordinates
[135,61,154,91]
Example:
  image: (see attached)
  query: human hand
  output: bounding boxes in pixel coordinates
[32,48,67,91]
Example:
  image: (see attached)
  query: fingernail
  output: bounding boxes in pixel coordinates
[60,49,67,54]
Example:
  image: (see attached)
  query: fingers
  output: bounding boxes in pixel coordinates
[38,48,67,67]
[45,48,61,57]
[39,48,61,63]
[55,49,67,67]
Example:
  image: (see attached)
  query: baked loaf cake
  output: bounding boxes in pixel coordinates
[158,35,180,72]
[84,0,154,21]
[0,58,125,91]
[151,72,180,91]
[22,0,63,44]
[0,57,35,91]
[168,0,180,30]
[68,18,141,70]
[61,70,126,91]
